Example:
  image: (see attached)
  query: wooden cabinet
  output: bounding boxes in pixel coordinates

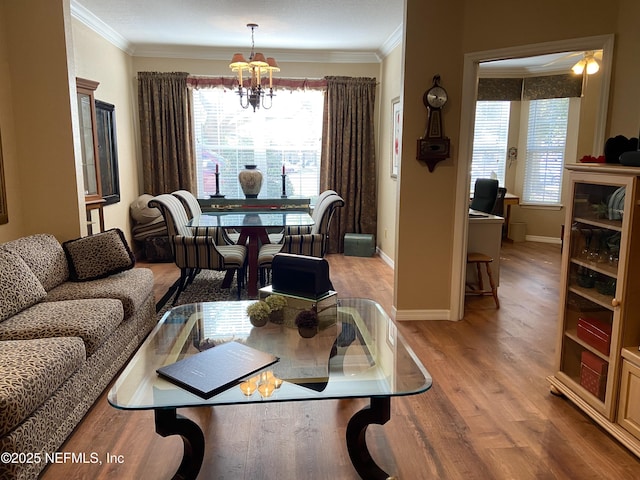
[548,164,640,456]
[618,348,640,441]
[76,78,105,234]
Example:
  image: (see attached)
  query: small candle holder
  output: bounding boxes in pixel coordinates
[281,173,287,198]
[239,380,257,396]
[210,171,225,198]
[258,382,275,398]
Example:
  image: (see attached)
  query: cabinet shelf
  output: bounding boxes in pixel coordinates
[564,328,610,361]
[567,285,614,311]
[570,258,617,279]
[573,216,623,232]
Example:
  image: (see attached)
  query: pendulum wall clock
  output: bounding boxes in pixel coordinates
[417,74,451,172]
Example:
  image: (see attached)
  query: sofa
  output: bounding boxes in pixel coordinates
[0,230,157,480]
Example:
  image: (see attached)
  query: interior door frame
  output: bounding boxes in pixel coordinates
[450,34,615,320]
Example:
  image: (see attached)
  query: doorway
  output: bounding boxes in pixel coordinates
[451,35,615,320]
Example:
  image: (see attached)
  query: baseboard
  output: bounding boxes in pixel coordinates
[376,247,395,269]
[393,308,453,321]
[524,235,562,244]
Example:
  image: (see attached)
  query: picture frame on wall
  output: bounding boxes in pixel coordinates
[391,97,401,178]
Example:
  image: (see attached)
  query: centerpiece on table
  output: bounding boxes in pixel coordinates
[238,165,263,198]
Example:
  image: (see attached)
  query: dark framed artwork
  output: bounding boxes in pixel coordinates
[0,129,8,224]
[95,100,120,205]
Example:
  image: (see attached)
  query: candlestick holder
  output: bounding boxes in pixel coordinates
[209,171,225,198]
[281,173,287,198]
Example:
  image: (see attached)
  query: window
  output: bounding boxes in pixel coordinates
[470,101,510,190]
[522,98,569,205]
[191,88,324,199]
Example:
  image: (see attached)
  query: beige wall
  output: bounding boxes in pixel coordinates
[396,0,639,316]
[377,45,403,264]
[71,19,139,244]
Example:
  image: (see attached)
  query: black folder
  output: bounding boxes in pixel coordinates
[157,341,279,399]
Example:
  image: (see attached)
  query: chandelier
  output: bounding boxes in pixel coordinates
[571,51,600,75]
[229,23,280,111]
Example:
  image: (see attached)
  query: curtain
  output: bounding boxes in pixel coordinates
[138,72,195,195]
[320,76,377,253]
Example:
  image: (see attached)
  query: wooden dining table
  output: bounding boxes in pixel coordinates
[187,211,315,297]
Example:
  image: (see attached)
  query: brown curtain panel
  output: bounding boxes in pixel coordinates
[138,72,195,195]
[321,76,377,253]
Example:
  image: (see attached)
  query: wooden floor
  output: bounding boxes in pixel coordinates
[42,242,640,479]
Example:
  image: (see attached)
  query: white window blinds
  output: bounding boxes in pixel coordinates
[191,88,324,199]
[522,98,569,205]
[471,101,510,190]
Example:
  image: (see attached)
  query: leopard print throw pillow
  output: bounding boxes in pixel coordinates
[63,228,135,282]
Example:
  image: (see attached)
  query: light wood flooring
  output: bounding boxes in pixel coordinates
[42,241,640,479]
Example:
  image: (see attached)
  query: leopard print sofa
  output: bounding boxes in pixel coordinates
[0,232,156,480]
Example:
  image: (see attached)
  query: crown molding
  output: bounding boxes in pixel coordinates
[378,24,403,59]
[131,44,382,63]
[70,0,132,54]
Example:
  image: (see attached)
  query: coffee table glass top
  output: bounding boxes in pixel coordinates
[108,299,432,410]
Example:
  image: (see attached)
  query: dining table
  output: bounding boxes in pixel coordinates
[187,211,315,297]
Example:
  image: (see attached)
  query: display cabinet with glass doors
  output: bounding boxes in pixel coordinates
[548,164,640,457]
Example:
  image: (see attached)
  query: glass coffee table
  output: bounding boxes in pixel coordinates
[108,299,432,479]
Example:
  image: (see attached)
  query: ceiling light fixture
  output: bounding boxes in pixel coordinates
[229,23,279,111]
[571,51,600,75]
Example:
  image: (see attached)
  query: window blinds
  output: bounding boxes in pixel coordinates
[191,88,324,199]
[522,98,570,205]
[471,101,511,190]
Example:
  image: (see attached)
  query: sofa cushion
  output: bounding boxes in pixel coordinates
[1,233,70,291]
[0,299,124,356]
[0,337,85,437]
[63,228,136,281]
[44,268,154,319]
[0,250,47,323]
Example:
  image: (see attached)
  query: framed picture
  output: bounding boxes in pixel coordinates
[391,97,402,178]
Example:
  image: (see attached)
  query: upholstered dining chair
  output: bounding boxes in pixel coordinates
[149,194,247,303]
[470,178,499,214]
[257,193,344,285]
[172,189,236,245]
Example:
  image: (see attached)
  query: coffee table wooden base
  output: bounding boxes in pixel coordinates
[346,397,392,480]
[155,409,204,480]
[153,398,393,480]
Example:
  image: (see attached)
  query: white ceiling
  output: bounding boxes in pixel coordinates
[71,0,404,62]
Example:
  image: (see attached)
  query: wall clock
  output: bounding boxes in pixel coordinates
[417,75,451,172]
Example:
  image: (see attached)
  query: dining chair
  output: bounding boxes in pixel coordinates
[470,178,499,214]
[172,189,236,245]
[148,194,247,303]
[257,194,345,286]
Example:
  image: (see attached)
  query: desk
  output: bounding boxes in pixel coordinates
[108,299,432,479]
[188,211,314,297]
[468,210,504,287]
[503,193,520,241]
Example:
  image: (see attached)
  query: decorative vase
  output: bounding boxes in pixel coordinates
[238,164,263,198]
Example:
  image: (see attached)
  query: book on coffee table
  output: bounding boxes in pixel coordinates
[157,341,279,399]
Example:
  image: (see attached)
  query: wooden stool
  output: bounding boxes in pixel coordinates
[466,252,500,308]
